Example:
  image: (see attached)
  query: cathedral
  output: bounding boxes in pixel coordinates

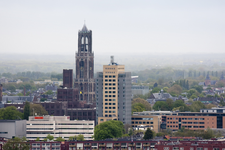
[74,24,95,103]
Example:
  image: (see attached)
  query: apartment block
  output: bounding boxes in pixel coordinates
[96,56,132,125]
[26,116,94,141]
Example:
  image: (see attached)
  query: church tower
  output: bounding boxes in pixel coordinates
[74,24,95,103]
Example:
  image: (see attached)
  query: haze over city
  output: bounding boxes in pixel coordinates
[0,0,225,56]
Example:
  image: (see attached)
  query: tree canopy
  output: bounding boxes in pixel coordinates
[93,120,124,140]
[143,128,154,140]
[0,106,23,120]
[24,101,30,120]
[30,104,48,116]
[3,137,29,150]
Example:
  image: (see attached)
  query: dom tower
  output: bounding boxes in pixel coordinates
[74,24,95,103]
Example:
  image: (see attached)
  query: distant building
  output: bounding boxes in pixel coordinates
[26,116,94,140]
[45,84,58,91]
[63,69,73,88]
[2,96,34,104]
[0,77,8,84]
[132,85,149,96]
[0,120,26,139]
[96,56,132,125]
[74,24,95,103]
[131,76,138,83]
[34,80,63,85]
[147,90,174,105]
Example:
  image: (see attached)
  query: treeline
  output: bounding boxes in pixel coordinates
[0,71,63,81]
[132,68,225,82]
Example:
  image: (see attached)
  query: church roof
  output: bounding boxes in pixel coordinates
[81,24,88,32]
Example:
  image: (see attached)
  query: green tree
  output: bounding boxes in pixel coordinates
[220,99,225,106]
[30,104,48,116]
[77,134,85,141]
[132,103,145,113]
[8,85,16,92]
[143,128,153,140]
[202,128,214,139]
[153,101,167,111]
[190,101,206,112]
[46,134,54,141]
[36,137,40,141]
[151,87,161,94]
[45,90,53,95]
[192,85,203,93]
[24,101,30,120]
[168,84,182,95]
[93,120,124,140]
[163,87,169,93]
[132,98,151,111]
[69,136,77,141]
[128,129,133,136]
[17,93,24,96]
[55,137,65,142]
[0,106,23,120]
[3,137,30,150]
[166,98,173,111]
[187,89,198,99]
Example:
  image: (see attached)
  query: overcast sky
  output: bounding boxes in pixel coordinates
[0,0,225,56]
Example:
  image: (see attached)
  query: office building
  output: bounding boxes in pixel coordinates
[0,120,26,139]
[26,116,94,141]
[74,24,95,103]
[96,56,131,124]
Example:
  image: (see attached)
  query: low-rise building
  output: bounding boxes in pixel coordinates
[132,85,149,96]
[0,120,26,139]
[26,116,94,141]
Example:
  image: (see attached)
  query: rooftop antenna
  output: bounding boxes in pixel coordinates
[110,56,114,65]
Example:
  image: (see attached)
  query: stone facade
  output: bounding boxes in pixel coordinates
[74,24,95,103]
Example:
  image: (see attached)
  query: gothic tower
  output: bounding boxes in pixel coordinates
[74,24,95,103]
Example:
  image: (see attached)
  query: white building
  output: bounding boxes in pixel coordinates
[26,116,94,141]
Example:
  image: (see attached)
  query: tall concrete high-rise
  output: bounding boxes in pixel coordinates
[74,24,95,103]
[95,56,132,125]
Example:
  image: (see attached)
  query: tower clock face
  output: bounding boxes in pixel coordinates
[80,67,83,70]
[90,67,92,70]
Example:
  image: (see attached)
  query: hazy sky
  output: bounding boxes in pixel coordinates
[0,0,225,56]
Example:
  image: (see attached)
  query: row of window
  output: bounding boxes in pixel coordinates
[105,91,116,93]
[105,79,116,82]
[105,103,116,105]
[105,111,116,113]
[163,147,222,150]
[167,118,205,120]
[132,121,154,124]
[105,95,116,97]
[167,125,205,128]
[105,107,116,109]
[167,122,205,124]
[104,99,116,101]
[105,83,116,86]
[105,75,116,78]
